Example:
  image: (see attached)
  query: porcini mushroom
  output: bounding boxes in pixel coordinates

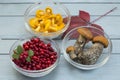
[74,28,93,56]
[78,35,109,65]
[66,46,77,61]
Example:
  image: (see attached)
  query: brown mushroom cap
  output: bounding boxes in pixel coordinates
[77,28,93,40]
[66,46,75,53]
[92,35,109,48]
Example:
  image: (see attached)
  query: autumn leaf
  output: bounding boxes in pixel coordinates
[62,16,87,38]
[62,10,104,39]
[79,10,90,23]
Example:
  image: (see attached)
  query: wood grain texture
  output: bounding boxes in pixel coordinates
[0,40,119,54]
[0,16,120,38]
[0,4,119,16]
[0,0,120,79]
[0,0,120,3]
[0,55,120,80]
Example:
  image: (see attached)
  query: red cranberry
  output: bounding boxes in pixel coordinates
[40,50,45,54]
[45,54,49,57]
[36,65,41,70]
[42,64,46,69]
[23,45,29,50]
[26,41,31,46]
[50,55,54,59]
[35,47,39,51]
[32,56,39,61]
[13,37,58,70]
[40,54,44,58]
[30,44,33,48]
[48,47,54,52]
[33,67,37,70]
[33,38,40,43]
[47,43,51,47]
[34,51,39,56]
[30,38,35,43]
[35,43,39,47]
[47,60,51,64]
[23,66,27,70]
[38,43,42,47]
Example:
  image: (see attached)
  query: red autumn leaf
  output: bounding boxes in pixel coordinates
[79,10,90,23]
[62,16,87,38]
[62,10,104,39]
[90,24,104,37]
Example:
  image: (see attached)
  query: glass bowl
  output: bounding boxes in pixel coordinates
[24,1,71,39]
[62,26,112,70]
[9,36,60,77]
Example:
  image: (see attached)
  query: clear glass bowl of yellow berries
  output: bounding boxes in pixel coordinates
[24,1,71,39]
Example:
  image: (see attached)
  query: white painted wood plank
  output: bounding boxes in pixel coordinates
[111,40,120,54]
[0,17,29,36]
[0,0,120,3]
[0,4,119,16]
[0,16,120,38]
[65,4,119,16]
[0,39,120,54]
[92,16,120,37]
[0,40,17,54]
[0,55,119,80]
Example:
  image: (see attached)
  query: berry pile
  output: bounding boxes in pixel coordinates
[12,37,57,70]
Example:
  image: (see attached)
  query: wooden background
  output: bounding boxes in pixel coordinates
[0,0,120,80]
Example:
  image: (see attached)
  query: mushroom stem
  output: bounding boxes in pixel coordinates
[78,42,104,65]
[74,35,86,54]
[75,28,93,57]
[66,46,77,61]
[69,51,78,61]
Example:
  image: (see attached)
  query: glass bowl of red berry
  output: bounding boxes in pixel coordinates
[9,36,60,77]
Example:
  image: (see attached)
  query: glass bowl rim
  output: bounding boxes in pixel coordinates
[62,26,112,70]
[9,36,60,72]
[24,2,71,36]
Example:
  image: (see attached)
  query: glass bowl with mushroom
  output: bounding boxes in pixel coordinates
[62,26,112,70]
[9,36,60,77]
[24,1,71,39]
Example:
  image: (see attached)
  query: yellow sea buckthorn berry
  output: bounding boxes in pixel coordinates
[45,20,51,31]
[29,18,39,29]
[29,7,64,33]
[39,26,44,32]
[45,7,52,14]
[40,14,47,20]
[48,26,58,32]
[57,23,65,30]
[39,21,44,27]
[43,13,51,19]
[44,31,48,33]
[51,18,55,25]
[36,10,44,18]
[56,14,63,21]
[35,19,42,26]
[34,26,41,32]
[48,14,56,19]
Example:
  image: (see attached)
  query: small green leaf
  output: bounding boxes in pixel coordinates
[28,50,34,57]
[33,36,37,38]
[14,49,18,54]
[17,45,23,54]
[26,56,31,62]
[12,54,19,59]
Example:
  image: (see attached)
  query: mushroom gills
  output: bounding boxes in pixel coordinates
[78,43,104,65]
